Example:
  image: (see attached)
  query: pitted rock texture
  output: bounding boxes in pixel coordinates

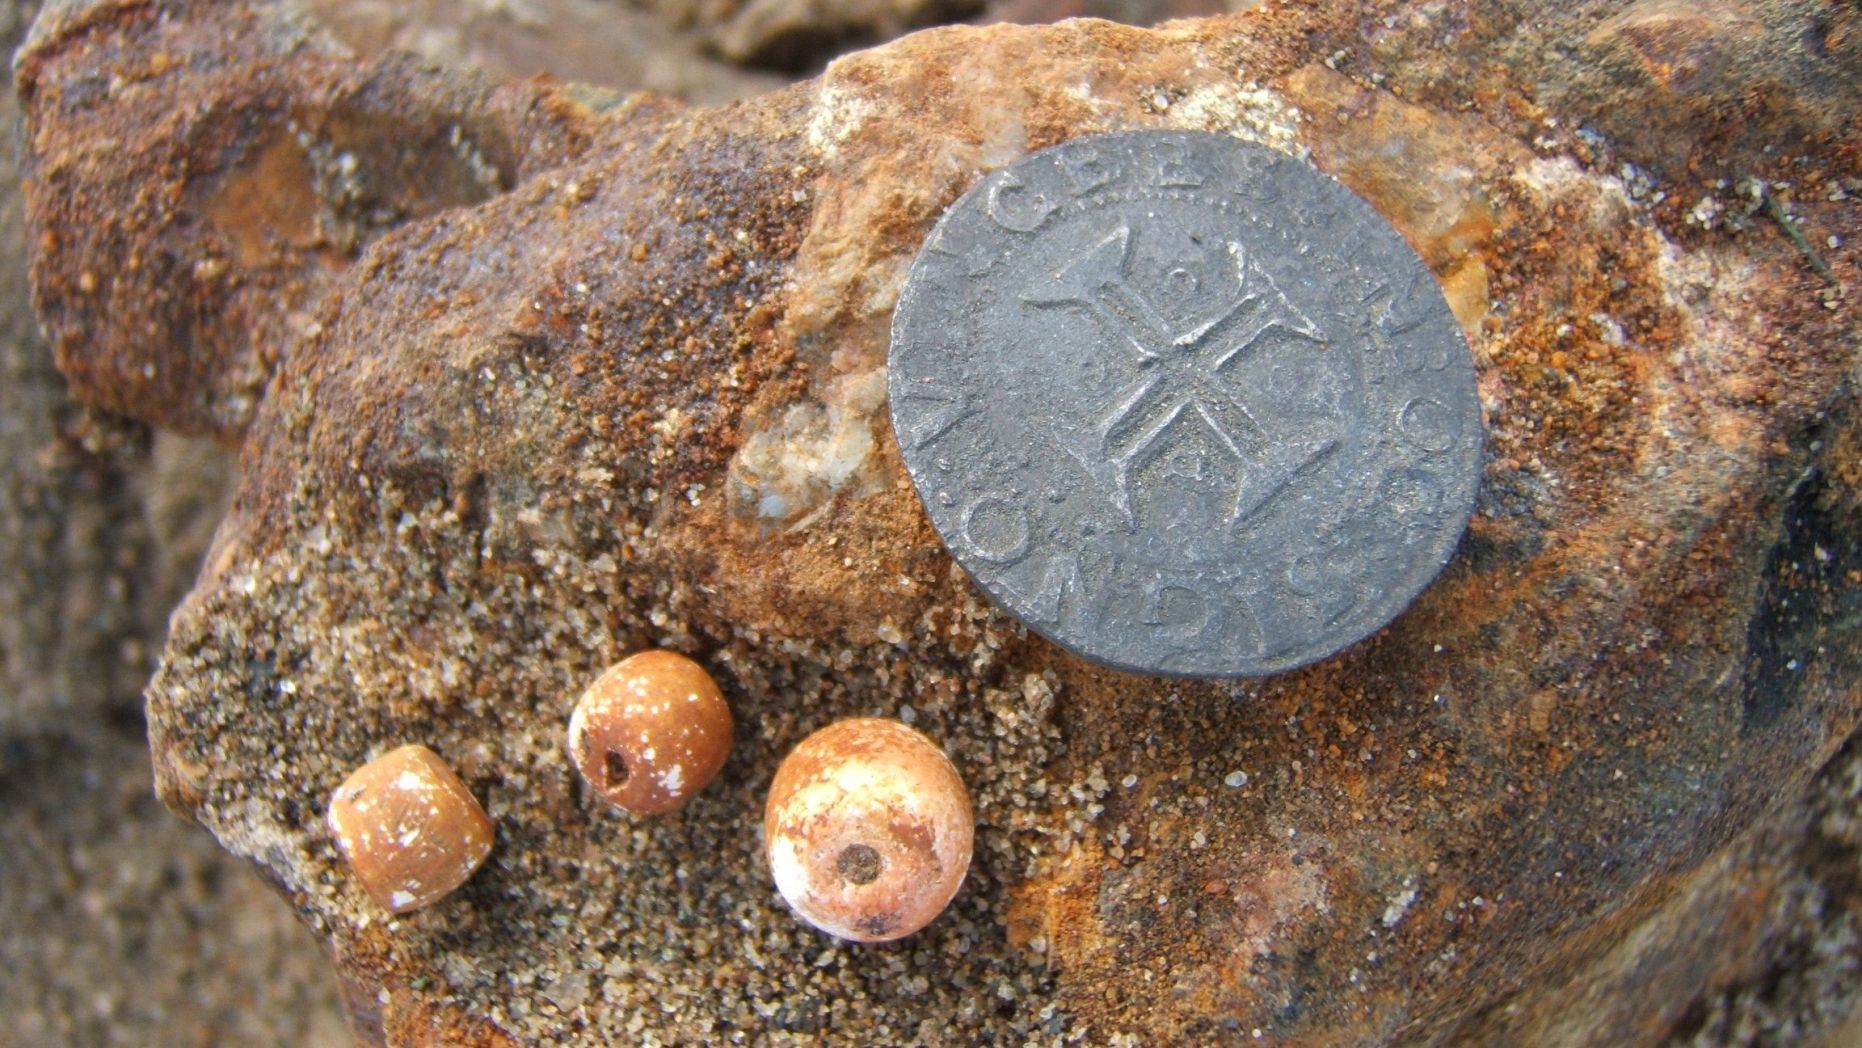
[20,0,611,438]
[20,0,1861,1045]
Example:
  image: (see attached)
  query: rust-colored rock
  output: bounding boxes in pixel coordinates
[18,0,609,439]
[19,0,1861,1045]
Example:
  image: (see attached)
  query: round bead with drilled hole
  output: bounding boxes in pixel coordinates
[765,717,973,942]
[567,650,734,815]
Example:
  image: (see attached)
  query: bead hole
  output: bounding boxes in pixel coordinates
[604,750,631,787]
[836,843,883,885]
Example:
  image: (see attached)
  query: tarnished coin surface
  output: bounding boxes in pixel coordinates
[888,131,1481,677]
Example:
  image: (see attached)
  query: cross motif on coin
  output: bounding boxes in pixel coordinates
[1023,220,1337,527]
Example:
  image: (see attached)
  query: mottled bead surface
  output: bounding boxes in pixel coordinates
[327,744,494,913]
[567,650,733,815]
[765,718,973,943]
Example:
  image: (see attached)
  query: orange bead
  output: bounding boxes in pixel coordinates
[567,650,733,815]
[765,718,973,942]
[327,744,494,913]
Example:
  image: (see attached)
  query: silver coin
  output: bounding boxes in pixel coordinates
[888,131,1481,677]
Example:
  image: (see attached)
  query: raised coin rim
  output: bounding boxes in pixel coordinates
[887,129,1483,678]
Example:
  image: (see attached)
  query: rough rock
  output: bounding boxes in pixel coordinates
[1481,731,1862,1048]
[0,0,235,730]
[21,0,613,438]
[19,0,1862,1045]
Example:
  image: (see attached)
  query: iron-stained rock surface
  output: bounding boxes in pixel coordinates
[19,0,1861,1044]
